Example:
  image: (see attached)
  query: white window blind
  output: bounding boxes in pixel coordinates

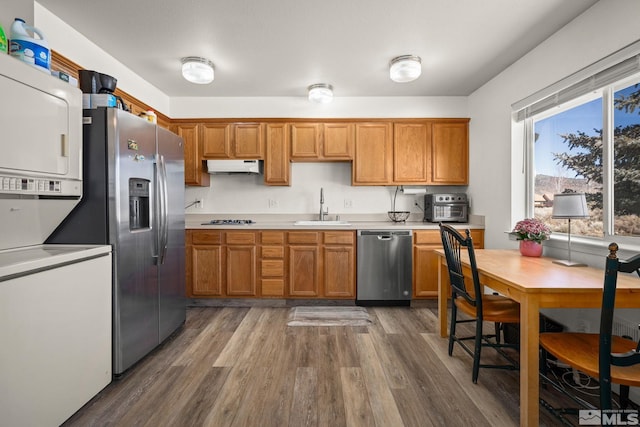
[513,40,640,121]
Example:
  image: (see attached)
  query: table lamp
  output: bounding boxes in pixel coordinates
[552,193,589,267]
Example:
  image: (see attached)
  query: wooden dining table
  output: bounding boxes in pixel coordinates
[435,248,640,427]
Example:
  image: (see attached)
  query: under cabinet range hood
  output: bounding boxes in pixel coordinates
[206,159,262,174]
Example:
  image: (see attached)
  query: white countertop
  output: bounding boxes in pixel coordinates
[186,213,484,231]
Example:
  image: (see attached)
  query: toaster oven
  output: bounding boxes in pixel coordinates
[424,193,469,223]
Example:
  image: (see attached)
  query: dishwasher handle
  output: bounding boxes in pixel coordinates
[377,235,393,241]
[357,230,413,237]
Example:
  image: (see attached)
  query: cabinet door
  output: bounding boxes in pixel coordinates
[290,123,321,160]
[226,245,257,296]
[191,245,223,296]
[264,123,290,186]
[394,123,429,183]
[352,123,392,185]
[323,246,355,297]
[175,123,209,187]
[413,244,440,298]
[431,121,469,184]
[202,123,232,158]
[233,123,264,158]
[288,246,319,297]
[323,123,353,159]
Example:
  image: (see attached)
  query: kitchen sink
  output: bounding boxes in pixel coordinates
[294,220,351,226]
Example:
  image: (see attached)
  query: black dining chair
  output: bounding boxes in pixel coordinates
[439,223,520,383]
[540,243,640,411]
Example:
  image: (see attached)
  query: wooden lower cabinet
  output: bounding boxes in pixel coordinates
[187,230,257,298]
[226,245,256,296]
[188,229,354,299]
[413,228,484,298]
[288,245,320,297]
[188,228,479,300]
[287,231,320,297]
[287,231,355,298]
[187,230,222,297]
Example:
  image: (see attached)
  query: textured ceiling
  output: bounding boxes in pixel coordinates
[36,0,599,98]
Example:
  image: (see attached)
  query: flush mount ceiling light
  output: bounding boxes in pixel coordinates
[181,56,215,84]
[308,83,334,103]
[389,55,422,83]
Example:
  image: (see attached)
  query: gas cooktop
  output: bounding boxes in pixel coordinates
[201,219,255,225]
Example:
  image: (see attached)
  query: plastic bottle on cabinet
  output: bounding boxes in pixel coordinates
[0,25,7,54]
[9,18,50,73]
[145,110,157,124]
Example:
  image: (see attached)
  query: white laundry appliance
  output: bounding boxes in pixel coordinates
[0,52,112,426]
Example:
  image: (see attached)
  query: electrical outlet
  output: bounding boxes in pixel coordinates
[196,198,204,209]
[344,199,353,208]
[269,199,279,208]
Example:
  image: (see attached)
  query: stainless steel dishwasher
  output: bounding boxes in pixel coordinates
[356,230,413,306]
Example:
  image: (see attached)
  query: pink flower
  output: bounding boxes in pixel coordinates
[512,218,551,243]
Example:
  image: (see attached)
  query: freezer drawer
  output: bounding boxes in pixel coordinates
[356,230,412,306]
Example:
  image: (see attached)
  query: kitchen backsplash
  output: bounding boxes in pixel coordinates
[185,162,468,215]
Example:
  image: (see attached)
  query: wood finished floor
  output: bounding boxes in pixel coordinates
[63,306,588,426]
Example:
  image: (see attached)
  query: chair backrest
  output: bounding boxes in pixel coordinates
[599,243,640,410]
[439,223,483,314]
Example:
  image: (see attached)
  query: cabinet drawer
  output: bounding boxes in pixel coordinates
[414,230,441,245]
[192,230,222,245]
[324,231,355,245]
[261,231,284,244]
[261,279,285,296]
[261,259,284,277]
[287,232,320,244]
[262,246,284,258]
[226,231,257,245]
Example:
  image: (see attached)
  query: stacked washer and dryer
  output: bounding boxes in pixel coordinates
[0,53,112,425]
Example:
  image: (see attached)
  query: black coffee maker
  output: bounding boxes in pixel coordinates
[78,70,128,111]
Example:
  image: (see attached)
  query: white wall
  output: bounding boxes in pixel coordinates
[170,96,468,119]
[1,1,32,34]
[34,2,171,115]
[468,0,640,251]
[186,162,465,217]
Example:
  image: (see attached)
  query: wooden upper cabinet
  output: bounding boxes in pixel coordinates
[290,122,353,161]
[352,122,393,185]
[174,123,210,187]
[290,123,321,160]
[233,123,264,158]
[431,120,469,185]
[393,123,430,184]
[202,123,232,158]
[264,123,290,186]
[201,122,263,159]
[323,123,353,159]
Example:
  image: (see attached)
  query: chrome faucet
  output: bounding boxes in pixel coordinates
[319,188,328,221]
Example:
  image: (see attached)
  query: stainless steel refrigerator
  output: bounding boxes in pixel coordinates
[47,107,186,375]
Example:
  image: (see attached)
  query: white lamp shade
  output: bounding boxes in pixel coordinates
[389,55,422,83]
[552,193,589,219]
[308,84,333,103]
[182,57,214,84]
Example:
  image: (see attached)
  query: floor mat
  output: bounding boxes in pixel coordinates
[287,306,373,327]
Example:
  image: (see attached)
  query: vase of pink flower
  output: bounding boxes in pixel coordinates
[512,218,551,257]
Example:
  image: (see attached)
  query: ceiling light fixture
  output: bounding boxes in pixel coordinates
[308,83,334,103]
[181,56,215,84]
[389,55,422,83]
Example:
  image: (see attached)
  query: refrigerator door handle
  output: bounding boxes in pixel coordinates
[159,155,169,265]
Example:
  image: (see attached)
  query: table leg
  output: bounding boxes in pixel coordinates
[519,295,540,426]
[438,256,448,337]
